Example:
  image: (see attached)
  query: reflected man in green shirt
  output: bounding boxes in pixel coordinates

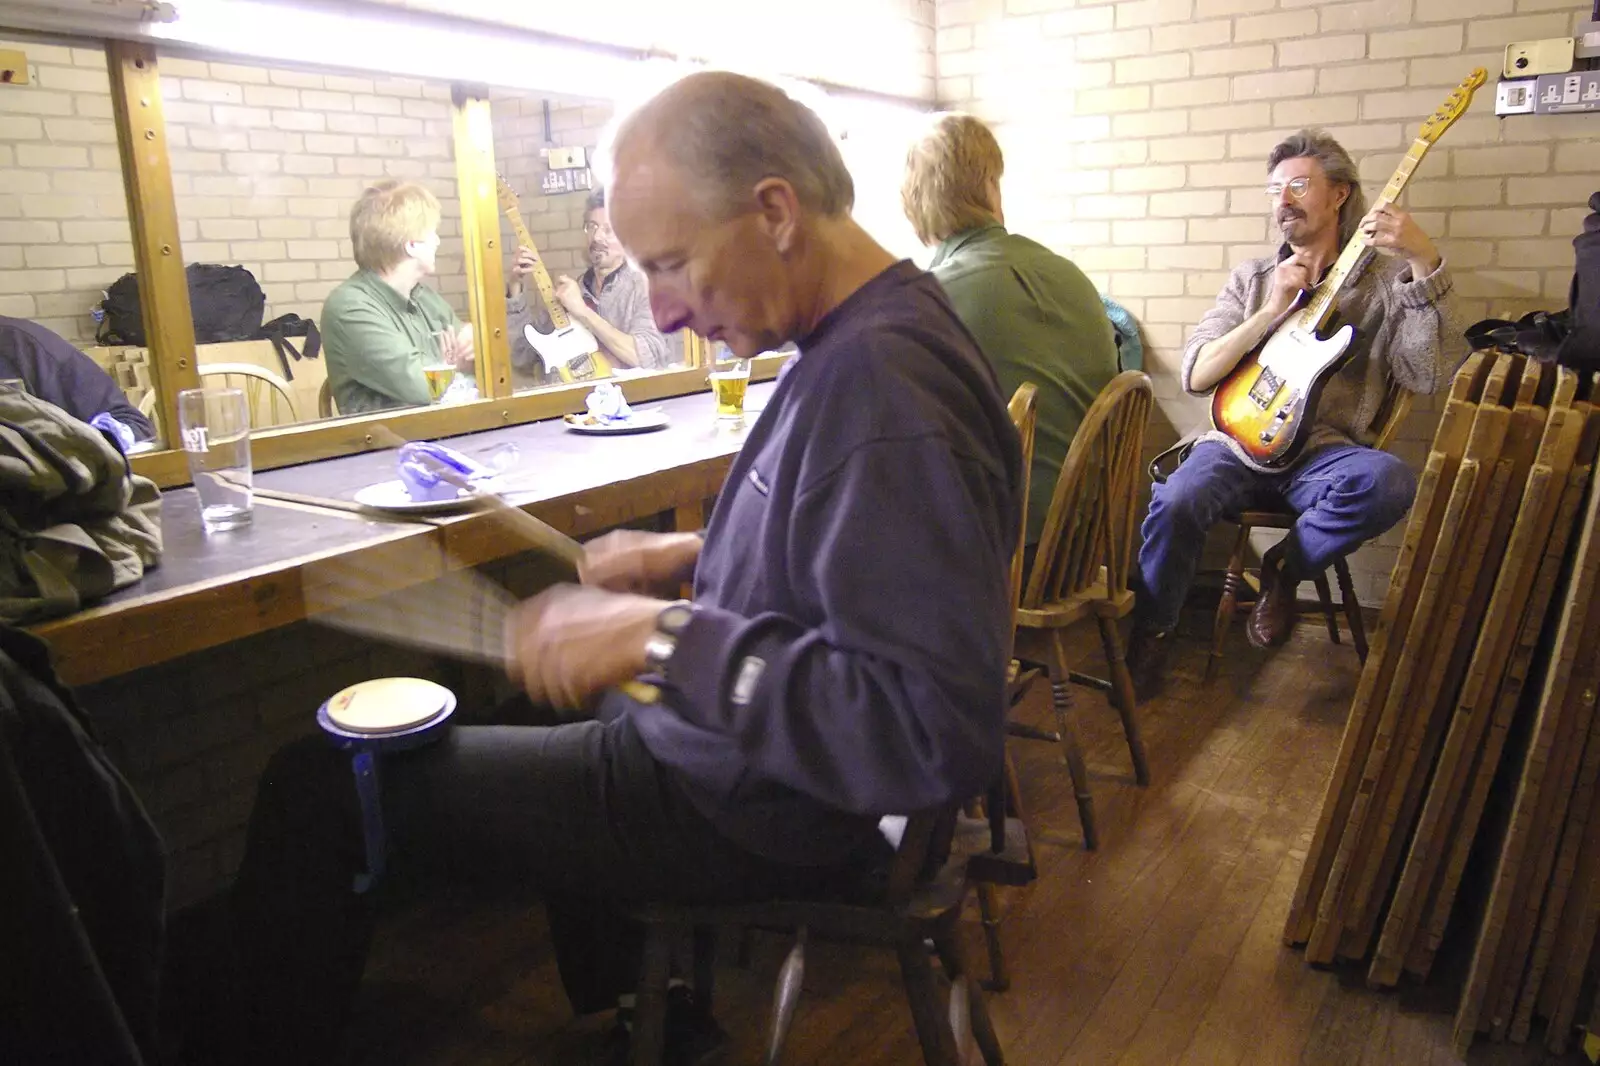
[322,180,474,414]
[902,113,1119,546]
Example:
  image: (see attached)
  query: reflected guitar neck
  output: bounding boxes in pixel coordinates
[494,178,572,329]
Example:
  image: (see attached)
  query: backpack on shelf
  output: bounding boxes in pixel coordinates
[96,264,266,347]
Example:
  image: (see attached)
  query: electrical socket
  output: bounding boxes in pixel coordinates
[1496,78,1538,115]
[1534,70,1600,113]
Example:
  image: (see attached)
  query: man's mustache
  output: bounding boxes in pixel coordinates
[1278,209,1304,224]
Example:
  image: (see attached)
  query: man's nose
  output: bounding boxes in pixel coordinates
[649,289,690,334]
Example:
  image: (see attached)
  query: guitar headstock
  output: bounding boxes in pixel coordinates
[1418,67,1488,143]
[494,173,520,214]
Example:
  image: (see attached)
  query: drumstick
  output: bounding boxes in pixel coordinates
[324,426,662,705]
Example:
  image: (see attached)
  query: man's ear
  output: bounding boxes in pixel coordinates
[753,177,802,255]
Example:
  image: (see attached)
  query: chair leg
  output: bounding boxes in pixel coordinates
[934,927,1005,1066]
[1092,620,1150,787]
[897,935,962,1066]
[1334,556,1369,663]
[1047,671,1097,851]
[692,924,717,1017]
[1208,521,1252,684]
[975,882,1008,993]
[632,925,673,1066]
[1312,570,1341,645]
[765,927,807,1066]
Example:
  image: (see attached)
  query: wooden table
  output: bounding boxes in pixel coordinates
[29,385,772,686]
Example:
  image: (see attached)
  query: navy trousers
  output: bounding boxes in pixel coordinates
[1136,441,1417,632]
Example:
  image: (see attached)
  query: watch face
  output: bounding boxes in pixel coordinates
[658,601,695,637]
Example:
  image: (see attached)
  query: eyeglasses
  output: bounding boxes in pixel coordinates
[1265,176,1314,201]
[582,221,614,237]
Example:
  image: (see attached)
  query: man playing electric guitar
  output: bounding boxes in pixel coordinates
[507,188,672,381]
[1129,128,1466,694]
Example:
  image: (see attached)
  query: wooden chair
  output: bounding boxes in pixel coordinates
[630,807,1005,1066]
[137,362,300,432]
[1202,381,1413,683]
[1008,371,1155,852]
[317,378,337,419]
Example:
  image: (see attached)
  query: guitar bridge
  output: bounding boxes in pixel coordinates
[1246,367,1282,409]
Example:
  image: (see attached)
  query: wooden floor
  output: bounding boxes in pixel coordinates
[346,613,1591,1065]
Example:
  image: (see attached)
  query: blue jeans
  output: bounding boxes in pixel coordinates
[1135,441,1417,632]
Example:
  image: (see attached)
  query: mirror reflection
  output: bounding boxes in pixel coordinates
[0,35,161,448]
[160,59,474,423]
[489,90,691,393]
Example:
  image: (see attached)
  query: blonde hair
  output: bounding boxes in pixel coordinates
[607,71,854,221]
[900,113,1004,246]
[349,179,441,273]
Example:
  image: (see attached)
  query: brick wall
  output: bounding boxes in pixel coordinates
[0,38,470,347]
[934,0,1599,604]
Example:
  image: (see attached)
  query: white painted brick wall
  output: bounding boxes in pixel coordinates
[935,0,1600,605]
[0,41,469,345]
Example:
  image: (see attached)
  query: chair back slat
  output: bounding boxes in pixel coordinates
[1024,371,1155,609]
[1006,383,1039,623]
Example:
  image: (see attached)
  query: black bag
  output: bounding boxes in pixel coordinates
[97,263,266,347]
[258,313,322,382]
[1466,190,1600,371]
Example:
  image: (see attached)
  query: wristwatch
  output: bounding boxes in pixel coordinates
[643,599,695,674]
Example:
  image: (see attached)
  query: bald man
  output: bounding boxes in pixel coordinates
[213,72,1019,1066]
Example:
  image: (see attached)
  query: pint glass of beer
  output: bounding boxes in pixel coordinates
[709,358,750,420]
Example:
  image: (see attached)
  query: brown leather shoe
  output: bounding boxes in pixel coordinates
[1247,547,1298,649]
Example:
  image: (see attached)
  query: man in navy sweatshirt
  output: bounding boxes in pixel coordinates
[212,71,1020,1066]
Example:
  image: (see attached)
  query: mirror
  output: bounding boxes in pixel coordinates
[488,89,693,395]
[0,35,162,449]
[162,56,477,426]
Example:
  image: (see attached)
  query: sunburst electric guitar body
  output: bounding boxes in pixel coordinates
[494,175,611,383]
[1211,67,1485,467]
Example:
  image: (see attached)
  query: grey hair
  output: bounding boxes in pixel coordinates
[584,187,605,215]
[608,71,855,220]
[1267,128,1367,246]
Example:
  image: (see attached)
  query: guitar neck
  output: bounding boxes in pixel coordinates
[499,200,571,329]
[1301,135,1434,330]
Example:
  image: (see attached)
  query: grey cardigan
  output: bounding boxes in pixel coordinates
[1181,250,1468,472]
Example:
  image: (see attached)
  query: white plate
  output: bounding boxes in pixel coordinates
[562,409,671,435]
[353,478,487,514]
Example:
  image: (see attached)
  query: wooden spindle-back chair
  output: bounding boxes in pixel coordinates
[1010,370,1155,851]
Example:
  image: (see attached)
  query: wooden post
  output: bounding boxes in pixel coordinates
[451,85,513,401]
[107,41,199,447]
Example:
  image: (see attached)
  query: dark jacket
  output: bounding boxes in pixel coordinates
[0,625,166,1064]
[623,261,1022,865]
[0,317,154,441]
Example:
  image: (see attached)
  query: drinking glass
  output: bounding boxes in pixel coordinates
[709,358,750,421]
[423,329,457,403]
[178,386,253,532]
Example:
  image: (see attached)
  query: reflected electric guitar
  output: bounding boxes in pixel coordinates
[493,175,611,382]
[1212,68,1486,467]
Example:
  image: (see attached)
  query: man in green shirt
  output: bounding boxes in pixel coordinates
[321,179,474,414]
[902,113,1120,547]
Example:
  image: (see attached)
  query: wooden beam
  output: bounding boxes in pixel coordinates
[130,352,789,488]
[106,41,199,447]
[451,84,513,400]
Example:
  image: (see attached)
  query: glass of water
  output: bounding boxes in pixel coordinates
[178,386,253,532]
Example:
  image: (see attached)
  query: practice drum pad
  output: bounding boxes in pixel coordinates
[323,676,453,736]
[316,677,457,893]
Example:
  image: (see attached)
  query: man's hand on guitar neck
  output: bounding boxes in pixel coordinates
[1360,204,1442,280]
[508,246,538,297]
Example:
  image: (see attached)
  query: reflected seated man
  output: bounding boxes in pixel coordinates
[322,179,474,414]
[508,188,672,385]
